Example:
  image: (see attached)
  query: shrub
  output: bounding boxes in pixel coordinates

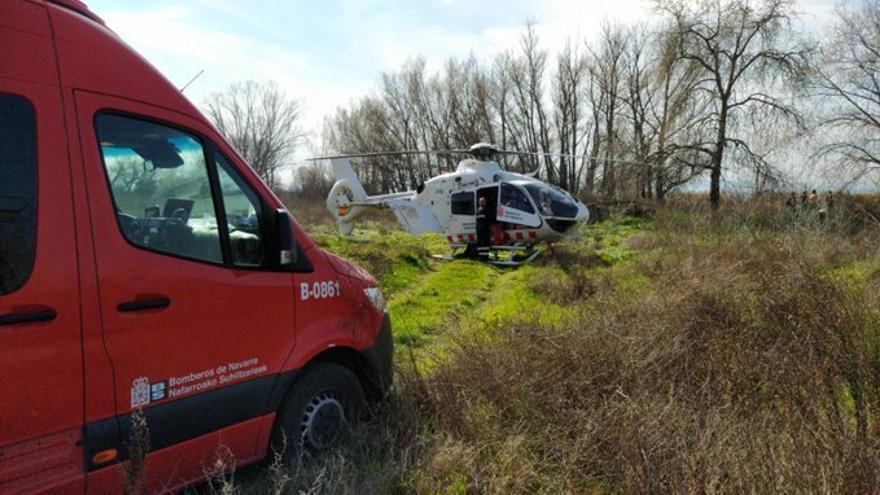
[415,237,880,493]
[240,197,880,493]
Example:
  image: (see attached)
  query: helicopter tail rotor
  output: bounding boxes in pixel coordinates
[326,158,369,235]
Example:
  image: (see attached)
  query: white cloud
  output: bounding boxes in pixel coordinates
[100,5,373,140]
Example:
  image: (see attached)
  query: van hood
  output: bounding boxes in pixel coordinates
[322,250,377,286]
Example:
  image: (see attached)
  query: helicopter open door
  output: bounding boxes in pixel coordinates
[496,182,542,228]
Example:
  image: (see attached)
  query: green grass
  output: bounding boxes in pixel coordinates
[316,217,653,356]
[587,216,647,265]
[389,260,499,347]
[829,260,880,288]
[477,265,571,326]
[311,223,447,298]
[308,216,653,374]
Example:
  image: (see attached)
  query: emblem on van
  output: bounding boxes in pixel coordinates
[130,377,167,408]
[131,377,150,408]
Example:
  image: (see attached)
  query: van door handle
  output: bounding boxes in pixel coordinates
[117,297,171,313]
[0,308,57,326]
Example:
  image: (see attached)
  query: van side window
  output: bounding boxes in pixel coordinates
[95,114,223,264]
[0,94,37,295]
[500,183,534,214]
[451,191,474,215]
[215,153,265,267]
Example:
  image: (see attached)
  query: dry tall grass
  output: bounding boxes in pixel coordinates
[418,240,880,492]
[266,196,880,493]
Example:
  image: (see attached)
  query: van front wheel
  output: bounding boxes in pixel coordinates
[270,362,365,461]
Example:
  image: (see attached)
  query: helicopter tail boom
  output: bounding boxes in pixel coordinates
[325,157,443,236]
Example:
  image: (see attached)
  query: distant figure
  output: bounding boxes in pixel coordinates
[476,196,490,261]
[820,191,834,223]
[808,189,820,208]
[785,192,797,210]
[801,190,808,206]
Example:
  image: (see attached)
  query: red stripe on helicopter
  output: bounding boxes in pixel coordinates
[447,231,535,243]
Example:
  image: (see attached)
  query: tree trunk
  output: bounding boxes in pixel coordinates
[710,104,728,210]
[709,160,721,209]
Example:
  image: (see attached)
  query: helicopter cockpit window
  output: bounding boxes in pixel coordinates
[451,191,474,215]
[524,184,579,218]
[500,183,534,214]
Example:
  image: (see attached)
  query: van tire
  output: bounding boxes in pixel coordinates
[269,362,365,463]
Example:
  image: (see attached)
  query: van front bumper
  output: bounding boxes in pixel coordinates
[363,312,393,400]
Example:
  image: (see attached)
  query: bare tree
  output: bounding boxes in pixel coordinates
[622,25,656,198]
[553,39,590,192]
[586,23,628,196]
[293,162,334,199]
[327,18,791,201]
[204,80,304,189]
[814,0,880,186]
[644,21,713,200]
[657,0,810,208]
[507,23,553,176]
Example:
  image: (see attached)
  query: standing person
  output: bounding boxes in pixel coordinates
[808,189,820,209]
[785,192,796,210]
[476,196,491,261]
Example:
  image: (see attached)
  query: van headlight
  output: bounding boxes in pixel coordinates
[364,287,386,312]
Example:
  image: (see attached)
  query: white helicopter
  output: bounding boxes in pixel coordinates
[311,143,631,265]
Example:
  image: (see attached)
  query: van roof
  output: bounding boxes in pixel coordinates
[46,0,105,25]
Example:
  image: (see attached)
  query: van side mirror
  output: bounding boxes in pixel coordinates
[276,209,296,268]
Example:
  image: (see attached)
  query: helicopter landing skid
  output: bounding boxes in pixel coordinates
[487,246,541,266]
[431,243,468,261]
[431,244,540,266]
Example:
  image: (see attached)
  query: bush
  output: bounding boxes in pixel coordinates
[416,237,880,492]
[242,198,880,493]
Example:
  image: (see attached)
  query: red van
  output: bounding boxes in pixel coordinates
[0,1,392,492]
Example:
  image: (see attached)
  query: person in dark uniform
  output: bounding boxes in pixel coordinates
[476,196,491,261]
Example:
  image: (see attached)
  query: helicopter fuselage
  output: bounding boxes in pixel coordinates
[414,159,589,247]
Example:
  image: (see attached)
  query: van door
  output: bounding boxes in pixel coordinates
[0,17,84,493]
[73,92,296,486]
[496,182,542,228]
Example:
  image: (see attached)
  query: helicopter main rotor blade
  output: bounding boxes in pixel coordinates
[308,150,430,161]
[307,150,470,161]
[499,150,650,167]
[308,148,652,168]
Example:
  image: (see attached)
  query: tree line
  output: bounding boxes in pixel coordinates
[316,0,880,208]
[203,0,880,209]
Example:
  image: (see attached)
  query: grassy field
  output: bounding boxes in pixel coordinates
[224,195,880,494]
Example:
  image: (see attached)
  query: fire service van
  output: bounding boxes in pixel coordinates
[0,1,393,492]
